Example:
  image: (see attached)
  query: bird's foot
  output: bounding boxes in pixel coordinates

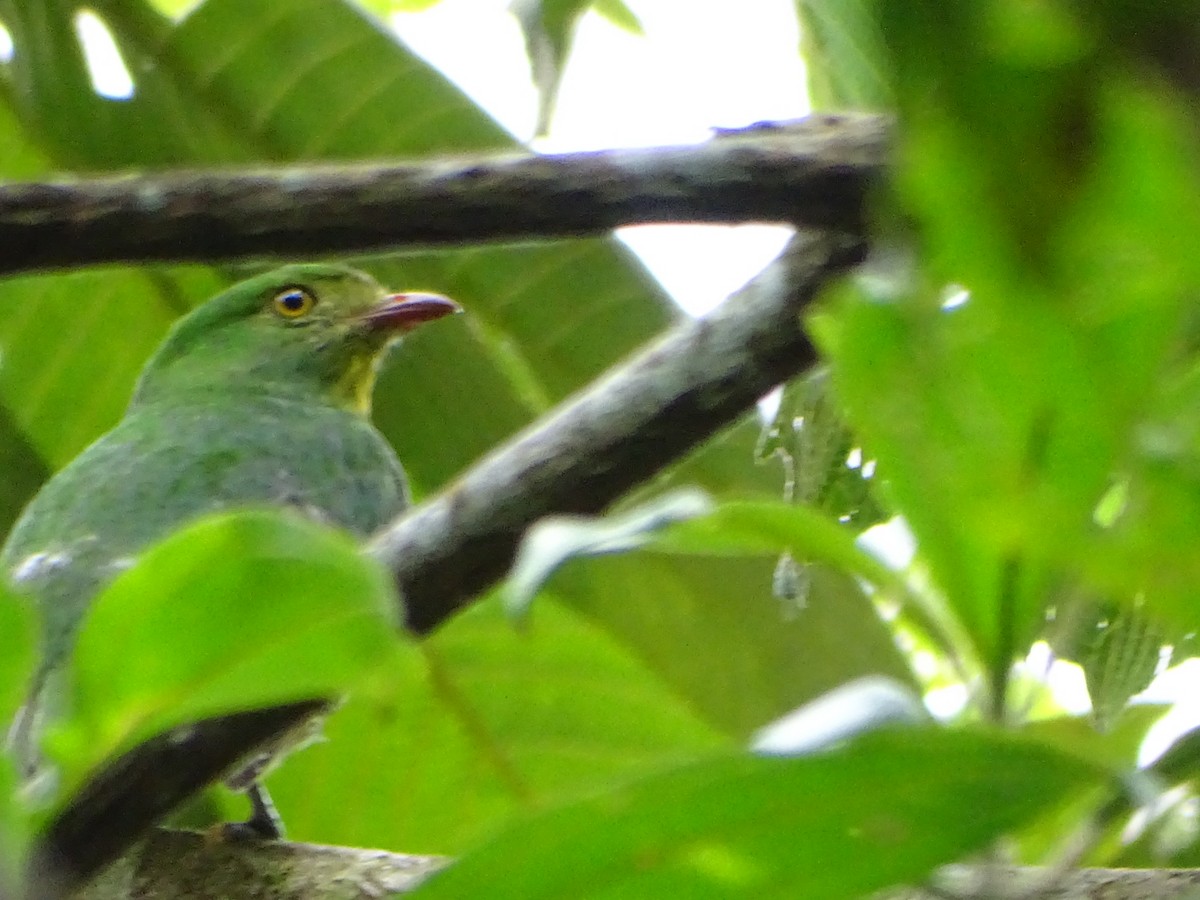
[220,782,285,842]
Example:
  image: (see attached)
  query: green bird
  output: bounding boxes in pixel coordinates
[1,263,459,887]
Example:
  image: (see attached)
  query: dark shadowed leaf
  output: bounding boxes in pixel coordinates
[552,550,916,736]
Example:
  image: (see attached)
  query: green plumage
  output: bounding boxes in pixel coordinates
[1,263,457,855]
[4,394,407,671]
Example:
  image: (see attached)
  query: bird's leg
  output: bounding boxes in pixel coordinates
[223,749,286,840]
[7,666,52,779]
[6,702,37,777]
[219,706,328,842]
[224,781,285,841]
[245,781,285,838]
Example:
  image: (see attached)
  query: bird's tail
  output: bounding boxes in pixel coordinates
[27,699,328,900]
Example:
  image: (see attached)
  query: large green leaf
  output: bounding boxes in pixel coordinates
[266,597,725,853]
[827,292,1102,682]
[0,268,190,469]
[46,510,402,802]
[410,729,1103,899]
[3,0,248,168]
[0,77,50,178]
[554,551,913,738]
[498,497,919,739]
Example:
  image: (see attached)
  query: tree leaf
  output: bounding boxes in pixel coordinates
[650,499,896,588]
[0,581,35,741]
[504,489,713,619]
[751,676,927,756]
[1021,705,1168,772]
[825,3,1200,700]
[756,369,886,532]
[510,0,587,136]
[267,596,726,852]
[0,583,35,882]
[410,729,1104,899]
[592,0,642,35]
[552,550,917,737]
[794,0,891,110]
[46,510,401,801]
[0,415,46,606]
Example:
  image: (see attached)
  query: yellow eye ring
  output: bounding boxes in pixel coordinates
[272,287,316,319]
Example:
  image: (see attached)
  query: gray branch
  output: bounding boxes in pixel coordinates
[369,230,864,632]
[74,832,1200,900]
[0,115,886,274]
[78,830,445,899]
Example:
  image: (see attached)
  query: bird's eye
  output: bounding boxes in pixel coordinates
[272,287,316,319]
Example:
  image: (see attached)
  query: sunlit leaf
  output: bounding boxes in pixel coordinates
[593,0,642,35]
[47,510,401,799]
[269,597,726,852]
[411,729,1103,899]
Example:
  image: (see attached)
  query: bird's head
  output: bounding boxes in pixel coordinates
[132,264,460,415]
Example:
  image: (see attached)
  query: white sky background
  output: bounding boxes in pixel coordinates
[390,0,805,316]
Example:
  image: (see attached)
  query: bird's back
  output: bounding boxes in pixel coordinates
[1,392,409,672]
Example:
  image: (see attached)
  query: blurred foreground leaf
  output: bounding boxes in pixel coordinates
[412,728,1103,899]
[47,510,401,804]
[269,597,725,853]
